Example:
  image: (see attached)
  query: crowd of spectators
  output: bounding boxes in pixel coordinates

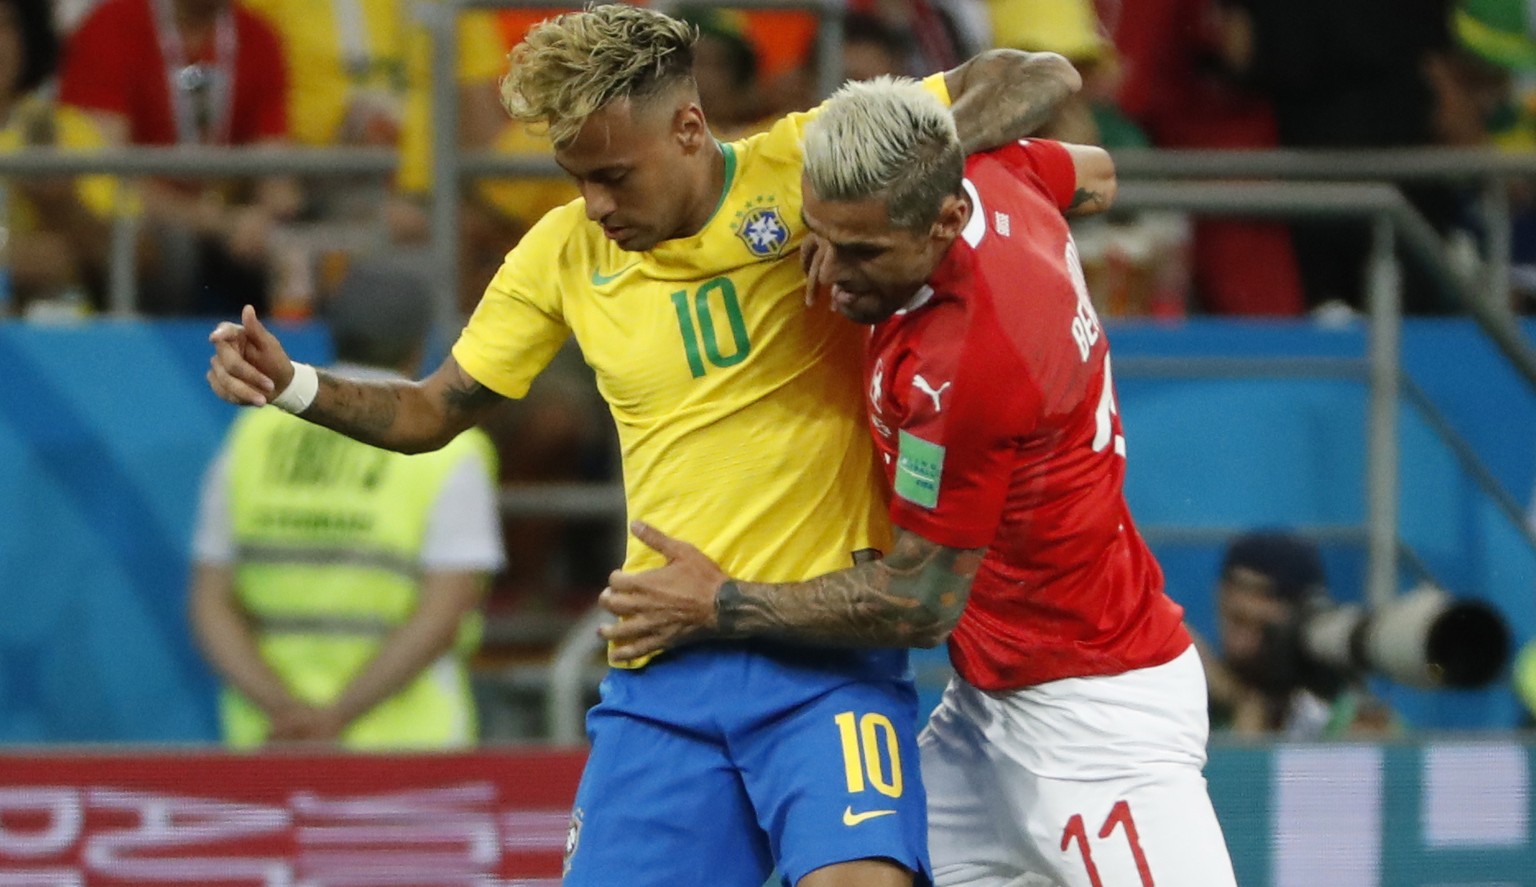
[6,0,1534,320]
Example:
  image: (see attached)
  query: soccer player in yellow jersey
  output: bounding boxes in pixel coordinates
[206,7,1078,886]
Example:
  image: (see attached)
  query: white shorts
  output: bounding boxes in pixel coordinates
[920,645,1238,887]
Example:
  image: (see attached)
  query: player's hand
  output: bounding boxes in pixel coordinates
[207,304,293,407]
[599,521,730,660]
[801,233,834,308]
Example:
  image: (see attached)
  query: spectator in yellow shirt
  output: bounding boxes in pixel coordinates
[240,0,507,241]
[0,0,137,316]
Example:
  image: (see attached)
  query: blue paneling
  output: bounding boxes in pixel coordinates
[0,318,1530,741]
[0,320,331,743]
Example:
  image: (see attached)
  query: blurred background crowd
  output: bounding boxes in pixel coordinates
[10,0,1536,322]
[3,0,1536,747]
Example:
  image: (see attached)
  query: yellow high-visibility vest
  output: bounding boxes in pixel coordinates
[221,406,497,748]
[1515,639,1536,723]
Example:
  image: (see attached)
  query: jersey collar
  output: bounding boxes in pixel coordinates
[894,285,936,316]
[703,140,738,228]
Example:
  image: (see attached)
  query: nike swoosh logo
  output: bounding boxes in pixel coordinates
[842,806,897,826]
[590,262,640,286]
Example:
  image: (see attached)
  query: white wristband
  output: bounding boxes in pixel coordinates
[271,362,319,414]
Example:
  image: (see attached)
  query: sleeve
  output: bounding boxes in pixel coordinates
[57,5,133,118]
[449,209,575,399]
[420,447,506,571]
[888,313,1037,549]
[191,451,235,565]
[997,138,1076,211]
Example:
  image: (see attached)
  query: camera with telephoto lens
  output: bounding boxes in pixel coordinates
[1299,584,1511,690]
[1220,532,1512,698]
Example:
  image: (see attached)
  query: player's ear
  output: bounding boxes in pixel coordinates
[675,102,710,154]
[931,193,968,241]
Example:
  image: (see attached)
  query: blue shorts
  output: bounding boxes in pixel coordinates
[562,641,932,887]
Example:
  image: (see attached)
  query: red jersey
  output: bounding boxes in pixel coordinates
[866,139,1190,691]
[60,0,288,146]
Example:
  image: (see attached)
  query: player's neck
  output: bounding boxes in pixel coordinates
[676,140,728,239]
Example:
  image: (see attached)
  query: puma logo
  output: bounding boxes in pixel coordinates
[912,374,951,412]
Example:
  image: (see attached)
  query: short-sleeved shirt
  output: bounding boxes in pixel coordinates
[452,75,950,666]
[59,0,288,146]
[866,139,1190,691]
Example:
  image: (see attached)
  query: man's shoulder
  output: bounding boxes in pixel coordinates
[888,289,1011,386]
[727,110,816,186]
[516,201,599,261]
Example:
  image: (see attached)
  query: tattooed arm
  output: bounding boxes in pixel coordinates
[1062,142,1117,217]
[944,49,1082,155]
[207,306,508,454]
[301,357,507,453]
[599,522,985,659]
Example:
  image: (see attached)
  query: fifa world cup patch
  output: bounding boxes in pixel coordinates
[732,196,790,258]
[894,430,944,509]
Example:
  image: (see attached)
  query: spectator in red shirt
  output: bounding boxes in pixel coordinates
[59,0,301,315]
[1112,0,1308,316]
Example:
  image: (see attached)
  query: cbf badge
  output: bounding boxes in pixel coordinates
[733,196,790,258]
[563,807,584,876]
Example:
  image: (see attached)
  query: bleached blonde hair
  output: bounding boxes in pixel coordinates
[802,76,964,230]
[501,4,698,146]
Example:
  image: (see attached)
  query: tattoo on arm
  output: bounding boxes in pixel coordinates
[953,52,1079,155]
[714,530,984,648]
[303,369,406,448]
[441,374,503,417]
[301,363,506,454]
[1069,187,1109,214]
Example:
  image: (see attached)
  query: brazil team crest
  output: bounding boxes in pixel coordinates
[732,196,790,258]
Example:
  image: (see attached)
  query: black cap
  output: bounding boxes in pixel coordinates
[322,258,433,369]
[1221,531,1327,603]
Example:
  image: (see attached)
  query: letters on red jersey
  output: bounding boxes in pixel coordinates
[865,140,1190,690]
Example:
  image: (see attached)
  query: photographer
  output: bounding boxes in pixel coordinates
[1204,531,1400,739]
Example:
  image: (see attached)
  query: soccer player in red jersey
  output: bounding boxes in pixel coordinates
[602,77,1239,887]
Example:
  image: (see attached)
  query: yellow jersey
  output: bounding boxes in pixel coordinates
[455,76,952,637]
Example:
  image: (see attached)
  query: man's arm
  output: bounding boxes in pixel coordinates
[600,522,985,659]
[943,49,1083,154]
[307,570,488,739]
[188,563,312,724]
[207,306,508,453]
[1062,142,1117,216]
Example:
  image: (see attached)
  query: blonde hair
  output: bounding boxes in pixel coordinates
[501,4,698,146]
[802,76,964,230]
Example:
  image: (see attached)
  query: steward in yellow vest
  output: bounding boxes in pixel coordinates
[190,261,505,747]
